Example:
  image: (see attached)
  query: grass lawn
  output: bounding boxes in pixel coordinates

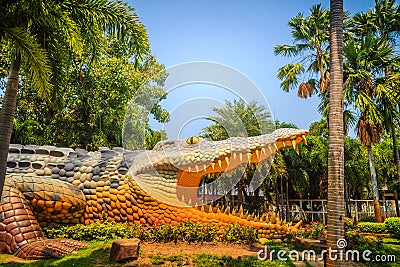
[0,241,297,267]
[1,238,399,267]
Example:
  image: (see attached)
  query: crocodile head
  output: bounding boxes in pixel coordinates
[128,128,308,208]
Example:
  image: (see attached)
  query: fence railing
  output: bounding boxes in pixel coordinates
[279,199,398,223]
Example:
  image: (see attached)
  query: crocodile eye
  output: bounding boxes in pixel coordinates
[186,136,199,144]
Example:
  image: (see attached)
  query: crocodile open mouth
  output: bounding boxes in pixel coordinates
[175,129,308,205]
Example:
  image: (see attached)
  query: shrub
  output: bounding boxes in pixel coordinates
[384,217,400,239]
[344,217,355,231]
[297,221,326,240]
[358,215,376,222]
[43,221,257,244]
[43,221,139,241]
[346,231,384,255]
[357,222,386,234]
[218,223,257,244]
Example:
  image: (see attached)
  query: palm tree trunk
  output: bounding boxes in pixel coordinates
[367,145,383,222]
[285,177,290,221]
[391,128,400,216]
[0,51,22,199]
[328,0,346,266]
[344,181,351,218]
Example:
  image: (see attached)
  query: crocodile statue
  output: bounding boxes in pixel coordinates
[0,128,307,259]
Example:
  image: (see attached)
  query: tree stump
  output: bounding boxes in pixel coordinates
[110,238,140,262]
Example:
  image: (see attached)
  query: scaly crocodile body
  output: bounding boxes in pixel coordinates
[0,128,307,259]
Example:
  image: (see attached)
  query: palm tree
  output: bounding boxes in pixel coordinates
[344,35,397,222]
[357,116,384,222]
[274,4,330,99]
[350,0,400,216]
[374,69,400,216]
[0,0,149,198]
[327,0,345,266]
[275,4,361,136]
[201,99,274,208]
[201,99,274,140]
[350,0,400,44]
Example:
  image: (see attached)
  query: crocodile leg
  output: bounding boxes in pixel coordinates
[0,175,89,259]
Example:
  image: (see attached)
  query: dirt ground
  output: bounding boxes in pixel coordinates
[129,242,264,266]
[141,241,262,257]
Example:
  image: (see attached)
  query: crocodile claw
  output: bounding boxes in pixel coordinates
[14,238,89,259]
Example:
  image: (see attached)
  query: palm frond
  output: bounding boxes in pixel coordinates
[274,45,299,57]
[5,26,52,97]
[276,63,305,92]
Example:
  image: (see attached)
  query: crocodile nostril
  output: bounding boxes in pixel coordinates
[19,161,31,169]
[110,182,119,189]
[7,161,17,168]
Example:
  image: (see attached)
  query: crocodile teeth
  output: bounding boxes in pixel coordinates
[247,153,252,162]
[203,164,207,171]
[274,143,278,150]
[211,162,215,170]
[261,147,266,155]
[239,153,243,161]
[218,159,222,168]
[225,156,230,165]
[291,139,297,151]
[302,135,308,145]
[195,165,199,173]
[209,205,213,213]
[233,153,237,160]
[188,166,191,172]
[282,141,286,148]
[268,145,273,153]
[255,150,260,160]
[188,198,192,205]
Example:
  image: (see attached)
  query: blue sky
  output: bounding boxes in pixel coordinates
[129,0,375,139]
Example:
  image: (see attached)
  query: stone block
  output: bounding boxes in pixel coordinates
[110,238,140,262]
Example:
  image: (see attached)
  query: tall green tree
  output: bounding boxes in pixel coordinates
[12,53,168,150]
[374,136,399,193]
[344,137,370,202]
[274,4,330,99]
[350,0,400,44]
[0,0,149,198]
[201,99,274,208]
[350,0,400,216]
[269,119,370,213]
[201,99,274,140]
[327,1,345,266]
[343,34,397,222]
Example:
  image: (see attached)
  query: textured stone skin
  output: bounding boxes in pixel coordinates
[110,238,140,262]
[1,128,307,259]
